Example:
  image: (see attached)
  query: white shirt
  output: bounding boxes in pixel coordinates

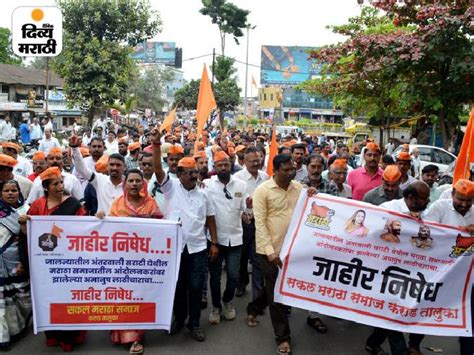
[385,142,395,155]
[399,175,417,190]
[160,176,215,254]
[380,198,427,218]
[82,134,92,147]
[424,199,474,227]
[295,165,308,184]
[204,175,246,247]
[38,137,60,153]
[105,140,118,155]
[30,123,42,140]
[71,147,122,213]
[27,171,83,204]
[148,170,176,212]
[73,155,98,190]
[0,121,16,141]
[234,168,269,197]
[439,186,452,200]
[14,156,33,177]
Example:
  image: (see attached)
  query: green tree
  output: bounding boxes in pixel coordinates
[302,2,473,148]
[174,79,200,110]
[129,66,175,113]
[55,0,161,126]
[0,28,21,65]
[200,0,249,55]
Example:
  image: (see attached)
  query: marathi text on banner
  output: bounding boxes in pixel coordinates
[28,216,182,332]
[275,193,473,336]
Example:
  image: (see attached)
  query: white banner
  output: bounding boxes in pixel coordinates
[28,216,182,333]
[275,193,473,336]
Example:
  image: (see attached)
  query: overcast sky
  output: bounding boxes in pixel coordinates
[2,0,363,91]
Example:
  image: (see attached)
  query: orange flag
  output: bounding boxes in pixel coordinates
[453,108,474,184]
[160,107,177,134]
[267,125,278,176]
[195,65,216,149]
[251,75,257,88]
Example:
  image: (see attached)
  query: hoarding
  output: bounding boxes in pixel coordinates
[131,41,176,65]
[260,46,321,85]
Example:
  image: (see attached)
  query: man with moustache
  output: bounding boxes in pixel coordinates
[193,150,210,183]
[151,126,218,342]
[28,151,48,182]
[291,143,308,183]
[204,151,247,324]
[363,165,403,206]
[348,142,383,201]
[138,152,154,182]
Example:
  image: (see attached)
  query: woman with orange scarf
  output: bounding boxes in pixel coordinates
[108,168,162,354]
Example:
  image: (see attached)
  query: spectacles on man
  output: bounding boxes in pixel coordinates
[223,186,232,200]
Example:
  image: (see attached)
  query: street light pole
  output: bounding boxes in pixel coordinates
[243,24,256,130]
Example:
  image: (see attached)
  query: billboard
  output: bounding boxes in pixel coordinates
[131,41,176,65]
[260,46,321,85]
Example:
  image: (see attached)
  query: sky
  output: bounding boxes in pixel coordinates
[2,0,363,92]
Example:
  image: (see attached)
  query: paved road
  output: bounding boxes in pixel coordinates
[9,288,460,355]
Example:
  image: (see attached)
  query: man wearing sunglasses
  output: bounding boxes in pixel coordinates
[203,150,247,325]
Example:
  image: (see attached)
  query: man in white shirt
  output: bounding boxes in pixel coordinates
[423,179,474,355]
[92,116,107,132]
[69,135,124,215]
[0,116,16,142]
[27,147,83,204]
[73,137,105,190]
[105,131,118,154]
[151,127,218,342]
[385,138,395,155]
[2,142,32,177]
[233,146,269,324]
[368,181,430,355]
[204,151,246,325]
[291,143,308,183]
[37,128,60,153]
[29,118,43,142]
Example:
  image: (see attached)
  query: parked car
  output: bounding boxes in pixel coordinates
[392,144,456,174]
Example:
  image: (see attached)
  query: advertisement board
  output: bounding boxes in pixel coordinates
[260,45,321,85]
[131,41,176,65]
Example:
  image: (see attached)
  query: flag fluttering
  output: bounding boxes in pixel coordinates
[160,107,177,134]
[453,108,474,184]
[195,64,216,148]
[267,125,278,176]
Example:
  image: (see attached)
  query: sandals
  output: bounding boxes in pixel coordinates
[246,314,258,327]
[276,341,291,354]
[129,341,144,354]
[306,317,328,333]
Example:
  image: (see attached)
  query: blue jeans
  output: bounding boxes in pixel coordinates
[208,243,241,309]
[173,247,207,329]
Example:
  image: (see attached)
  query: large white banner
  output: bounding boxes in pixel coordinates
[275,193,473,336]
[28,216,182,333]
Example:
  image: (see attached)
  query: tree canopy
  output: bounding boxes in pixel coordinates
[200,0,249,55]
[0,28,21,65]
[54,0,161,125]
[301,1,473,147]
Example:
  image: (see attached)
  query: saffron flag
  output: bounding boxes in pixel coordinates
[453,108,474,184]
[195,65,216,149]
[267,125,278,176]
[160,107,177,134]
[251,75,257,88]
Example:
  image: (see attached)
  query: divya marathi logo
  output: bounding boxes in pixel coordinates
[305,201,335,231]
[11,6,63,57]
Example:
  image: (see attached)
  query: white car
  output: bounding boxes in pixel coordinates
[392,144,456,174]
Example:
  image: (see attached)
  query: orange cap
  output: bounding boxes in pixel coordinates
[235,145,246,153]
[331,159,347,170]
[95,155,109,174]
[48,147,62,156]
[177,157,197,169]
[454,179,474,197]
[168,145,184,155]
[365,142,381,153]
[118,137,128,144]
[79,147,90,157]
[0,154,17,168]
[397,151,411,161]
[214,151,230,163]
[2,142,20,152]
[193,151,207,160]
[383,165,402,182]
[282,141,292,148]
[196,142,205,151]
[39,166,62,181]
[128,142,141,152]
[32,151,46,162]
[402,144,409,150]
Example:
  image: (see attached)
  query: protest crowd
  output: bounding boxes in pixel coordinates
[0,111,471,355]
